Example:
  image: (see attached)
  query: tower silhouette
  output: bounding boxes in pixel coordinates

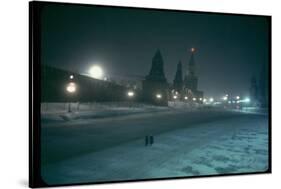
[183,48,203,102]
[173,61,183,94]
[142,49,168,106]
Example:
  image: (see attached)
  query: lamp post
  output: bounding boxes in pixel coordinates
[127,90,135,107]
[66,82,76,112]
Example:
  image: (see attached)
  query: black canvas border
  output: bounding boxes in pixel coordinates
[29,1,272,188]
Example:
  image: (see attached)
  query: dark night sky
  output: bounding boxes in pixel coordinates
[41,3,270,98]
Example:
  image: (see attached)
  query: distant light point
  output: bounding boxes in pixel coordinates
[191,47,196,53]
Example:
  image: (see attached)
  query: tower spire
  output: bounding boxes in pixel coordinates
[187,47,196,76]
[173,61,183,93]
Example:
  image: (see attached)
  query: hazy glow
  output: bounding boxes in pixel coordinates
[223,96,228,101]
[173,95,177,99]
[127,91,134,97]
[89,65,103,79]
[70,75,74,79]
[236,96,240,100]
[244,98,250,103]
[66,82,76,93]
[193,97,196,101]
[156,94,162,99]
[184,96,188,100]
[209,98,214,102]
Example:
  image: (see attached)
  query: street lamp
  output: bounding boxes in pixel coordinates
[193,97,196,101]
[209,98,214,103]
[223,96,228,101]
[66,82,76,93]
[173,95,177,99]
[156,94,162,99]
[127,90,135,107]
[127,91,135,97]
[236,96,240,100]
[184,96,188,100]
[66,82,76,112]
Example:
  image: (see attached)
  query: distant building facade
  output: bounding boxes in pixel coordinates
[41,65,130,102]
[249,75,259,106]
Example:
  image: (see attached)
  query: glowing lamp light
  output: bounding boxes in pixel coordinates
[173,95,177,99]
[223,96,228,101]
[191,47,195,52]
[199,98,202,101]
[236,96,240,100]
[209,98,214,102]
[66,82,76,93]
[69,75,74,79]
[184,96,188,100]
[193,97,196,101]
[89,65,103,79]
[156,94,162,99]
[203,98,207,102]
[244,98,250,103]
[127,91,134,97]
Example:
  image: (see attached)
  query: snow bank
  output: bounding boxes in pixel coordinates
[41,102,170,123]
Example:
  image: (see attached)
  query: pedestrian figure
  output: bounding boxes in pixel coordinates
[145,136,149,146]
[150,136,154,146]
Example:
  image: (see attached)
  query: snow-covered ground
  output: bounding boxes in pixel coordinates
[40,108,269,185]
[41,101,204,124]
[41,102,171,123]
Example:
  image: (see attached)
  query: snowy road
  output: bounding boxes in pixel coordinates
[41,109,269,185]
